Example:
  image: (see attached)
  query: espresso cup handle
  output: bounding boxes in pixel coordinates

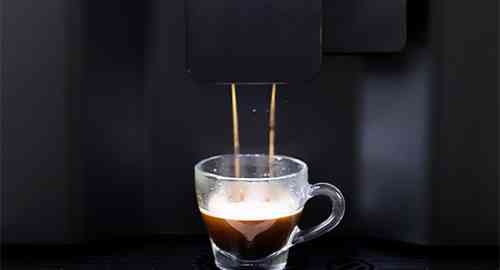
[291,182,345,245]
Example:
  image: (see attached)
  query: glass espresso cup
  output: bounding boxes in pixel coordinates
[195,154,345,270]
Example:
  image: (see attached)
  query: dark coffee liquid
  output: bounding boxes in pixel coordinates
[201,209,301,260]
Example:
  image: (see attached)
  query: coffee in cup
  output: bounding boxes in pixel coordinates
[200,187,302,260]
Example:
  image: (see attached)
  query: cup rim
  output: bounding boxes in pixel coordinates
[194,154,308,182]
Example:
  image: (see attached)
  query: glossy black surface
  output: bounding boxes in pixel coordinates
[3,237,498,269]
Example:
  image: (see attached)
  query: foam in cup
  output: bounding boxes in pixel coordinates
[202,186,301,221]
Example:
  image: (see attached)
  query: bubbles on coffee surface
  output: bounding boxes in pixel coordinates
[204,184,301,221]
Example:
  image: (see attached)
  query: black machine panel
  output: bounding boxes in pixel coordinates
[186,0,321,83]
[323,0,407,52]
[187,0,408,84]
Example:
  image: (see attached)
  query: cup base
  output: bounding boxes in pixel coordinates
[211,242,288,270]
[215,263,287,270]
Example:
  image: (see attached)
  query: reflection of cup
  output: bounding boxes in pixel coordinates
[195,154,345,270]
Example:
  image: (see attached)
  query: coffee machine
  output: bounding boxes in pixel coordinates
[2,0,498,247]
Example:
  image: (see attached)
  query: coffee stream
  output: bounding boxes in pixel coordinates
[230,83,277,175]
[228,83,278,202]
[229,83,243,201]
[230,83,241,176]
[268,83,277,175]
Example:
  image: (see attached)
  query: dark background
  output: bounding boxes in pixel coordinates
[1,0,498,247]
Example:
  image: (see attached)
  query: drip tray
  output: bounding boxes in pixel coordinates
[327,257,427,270]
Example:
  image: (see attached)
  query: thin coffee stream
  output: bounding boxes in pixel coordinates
[230,83,277,175]
[227,83,278,200]
[201,188,302,260]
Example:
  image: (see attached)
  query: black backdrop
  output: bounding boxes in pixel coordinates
[1,0,498,245]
